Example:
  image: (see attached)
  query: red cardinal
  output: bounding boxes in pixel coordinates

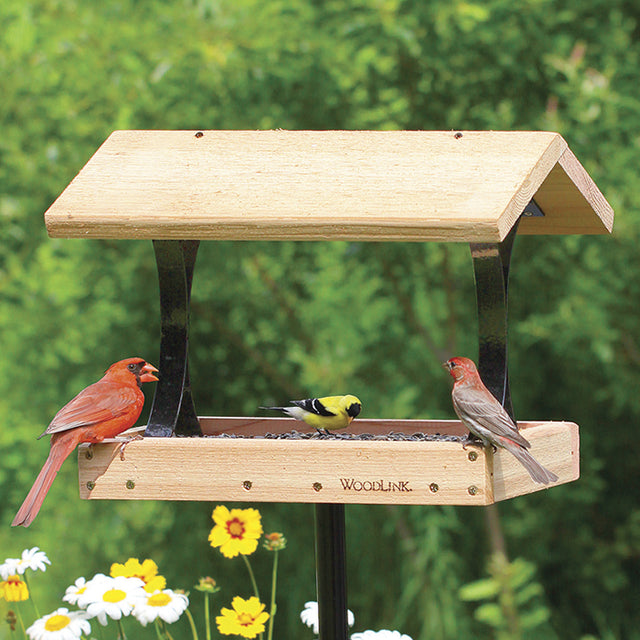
[12,357,158,527]
[444,357,558,485]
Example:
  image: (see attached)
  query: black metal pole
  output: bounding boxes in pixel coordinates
[469,219,520,420]
[146,239,202,437]
[469,200,544,418]
[315,504,348,640]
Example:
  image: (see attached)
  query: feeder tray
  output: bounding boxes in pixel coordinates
[79,419,578,505]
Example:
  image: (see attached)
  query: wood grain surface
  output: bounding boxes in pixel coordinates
[77,420,579,505]
[45,130,612,242]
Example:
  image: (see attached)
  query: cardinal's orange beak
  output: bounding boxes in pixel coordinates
[140,362,159,383]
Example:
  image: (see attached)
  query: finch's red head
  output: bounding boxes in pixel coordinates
[106,358,159,384]
[443,357,478,382]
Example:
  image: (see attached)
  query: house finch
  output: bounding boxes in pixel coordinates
[444,357,558,484]
[12,357,158,527]
[260,395,362,432]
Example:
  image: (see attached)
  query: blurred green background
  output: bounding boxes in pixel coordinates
[1,0,640,638]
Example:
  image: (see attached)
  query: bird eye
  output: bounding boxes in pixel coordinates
[127,363,137,371]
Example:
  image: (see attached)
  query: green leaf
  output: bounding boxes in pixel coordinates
[474,603,504,627]
[459,578,501,601]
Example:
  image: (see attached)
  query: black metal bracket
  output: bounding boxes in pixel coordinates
[315,504,348,640]
[145,240,202,437]
[470,205,534,420]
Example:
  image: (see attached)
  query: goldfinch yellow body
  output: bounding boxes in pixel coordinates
[261,395,362,431]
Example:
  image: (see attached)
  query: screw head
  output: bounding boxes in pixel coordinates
[468,485,479,496]
[429,483,439,493]
[242,480,252,490]
[85,448,93,460]
[195,131,204,138]
[312,482,323,492]
[86,481,95,491]
[468,451,478,462]
[125,480,136,490]
[454,131,463,139]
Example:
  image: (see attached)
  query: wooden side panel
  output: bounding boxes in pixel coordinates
[77,420,578,505]
[492,421,579,501]
[43,130,611,242]
[520,148,614,235]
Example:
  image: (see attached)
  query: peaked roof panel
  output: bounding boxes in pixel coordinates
[44,130,613,242]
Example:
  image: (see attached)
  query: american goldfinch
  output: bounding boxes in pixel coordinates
[444,357,558,484]
[260,395,362,432]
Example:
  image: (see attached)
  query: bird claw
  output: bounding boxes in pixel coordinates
[461,437,496,454]
[461,435,484,450]
[118,434,144,461]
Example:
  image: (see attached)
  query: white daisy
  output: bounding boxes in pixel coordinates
[79,574,146,625]
[351,631,413,640]
[62,577,88,606]
[74,573,112,609]
[301,601,355,635]
[1,547,51,579]
[0,557,21,580]
[19,547,51,573]
[131,588,189,626]
[26,607,90,640]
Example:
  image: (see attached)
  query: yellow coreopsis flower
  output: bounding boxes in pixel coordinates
[216,596,269,639]
[209,506,263,558]
[110,558,166,593]
[0,575,29,602]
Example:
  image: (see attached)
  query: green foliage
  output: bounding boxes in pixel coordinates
[459,553,552,640]
[2,0,640,638]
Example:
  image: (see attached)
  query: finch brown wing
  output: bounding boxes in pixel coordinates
[452,386,531,448]
[39,380,142,438]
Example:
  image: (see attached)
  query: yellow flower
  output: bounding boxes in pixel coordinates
[0,575,29,602]
[110,558,166,593]
[209,506,263,558]
[216,596,269,639]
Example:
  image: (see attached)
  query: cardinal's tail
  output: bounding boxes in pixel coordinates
[502,439,559,485]
[12,433,78,527]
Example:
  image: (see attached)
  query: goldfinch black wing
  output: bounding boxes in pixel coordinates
[290,398,337,417]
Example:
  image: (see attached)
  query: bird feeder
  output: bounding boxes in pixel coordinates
[43,130,613,640]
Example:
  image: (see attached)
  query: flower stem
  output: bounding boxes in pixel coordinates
[241,555,262,640]
[155,620,165,640]
[116,617,127,640]
[14,604,28,639]
[267,551,279,640]
[161,620,176,640]
[241,555,261,601]
[22,573,40,619]
[204,592,211,640]
[185,607,200,640]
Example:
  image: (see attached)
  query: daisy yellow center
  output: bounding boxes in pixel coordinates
[227,518,245,539]
[148,593,172,607]
[44,614,71,631]
[103,588,127,603]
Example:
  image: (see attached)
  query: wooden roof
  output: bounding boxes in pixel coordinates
[44,130,613,242]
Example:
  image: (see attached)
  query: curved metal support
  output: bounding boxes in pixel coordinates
[470,215,524,421]
[315,504,348,640]
[145,240,202,437]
